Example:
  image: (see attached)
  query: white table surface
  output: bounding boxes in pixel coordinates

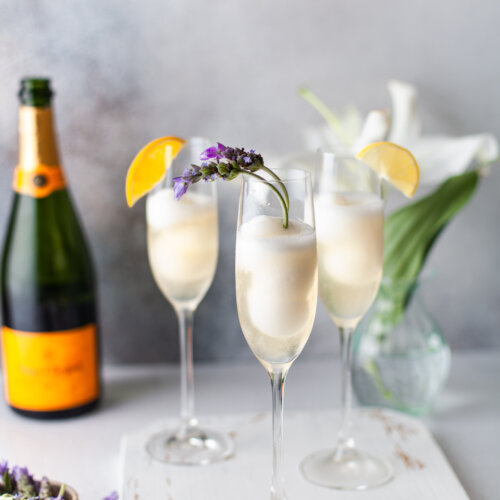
[1,351,498,500]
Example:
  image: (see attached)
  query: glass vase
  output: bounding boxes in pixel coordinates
[352,278,450,416]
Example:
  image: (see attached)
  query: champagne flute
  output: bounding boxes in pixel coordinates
[235,169,318,499]
[300,153,393,489]
[145,137,233,465]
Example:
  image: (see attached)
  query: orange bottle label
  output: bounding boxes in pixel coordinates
[1,324,99,412]
[13,164,66,198]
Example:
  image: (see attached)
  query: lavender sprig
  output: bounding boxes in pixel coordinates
[102,492,119,500]
[38,478,51,500]
[12,467,36,498]
[173,143,290,228]
[0,462,11,494]
[0,462,118,500]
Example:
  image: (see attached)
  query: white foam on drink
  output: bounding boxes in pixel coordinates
[315,191,383,326]
[146,187,218,305]
[315,192,383,284]
[236,215,317,340]
[146,188,214,230]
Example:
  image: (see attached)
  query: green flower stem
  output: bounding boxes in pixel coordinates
[298,86,351,145]
[242,171,289,229]
[57,484,66,498]
[2,471,12,493]
[260,165,290,210]
[364,360,401,403]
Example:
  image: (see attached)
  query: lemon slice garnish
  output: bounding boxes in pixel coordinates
[357,141,420,197]
[125,136,186,207]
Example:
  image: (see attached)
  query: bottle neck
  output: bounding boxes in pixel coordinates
[18,105,60,170]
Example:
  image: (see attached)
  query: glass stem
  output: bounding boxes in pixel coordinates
[336,327,355,455]
[270,368,288,500]
[177,307,197,431]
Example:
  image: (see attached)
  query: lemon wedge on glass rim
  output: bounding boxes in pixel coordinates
[356,141,420,198]
[125,136,186,207]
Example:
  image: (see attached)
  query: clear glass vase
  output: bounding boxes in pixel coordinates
[352,278,451,416]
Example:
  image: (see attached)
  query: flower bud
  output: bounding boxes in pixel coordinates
[227,170,241,180]
[218,164,229,176]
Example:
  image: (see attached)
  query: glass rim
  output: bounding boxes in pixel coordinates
[317,150,371,166]
[242,167,311,184]
[315,149,380,194]
[188,136,211,146]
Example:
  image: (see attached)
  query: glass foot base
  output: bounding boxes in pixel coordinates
[146,426,234,465]
[300,447,394,490]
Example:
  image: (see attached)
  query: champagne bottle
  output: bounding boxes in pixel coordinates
[0,78,100,418]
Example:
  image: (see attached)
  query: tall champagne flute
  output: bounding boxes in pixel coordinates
[236,169,318,500]
[145,137,233,465]
[301,153,393,489]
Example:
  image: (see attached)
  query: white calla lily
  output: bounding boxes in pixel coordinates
[406,134,498,186]
[387,80,421,145]
[387,79,498,186]
[295,82,498,189]
[354,109,391,152]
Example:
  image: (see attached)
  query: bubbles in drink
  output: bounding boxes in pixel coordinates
[315,192,383,328]
[147,188,218,307]
[236,215,317,369]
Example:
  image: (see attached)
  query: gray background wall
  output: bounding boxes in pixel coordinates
[0,0,498,363]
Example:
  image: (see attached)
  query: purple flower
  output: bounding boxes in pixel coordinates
[172,165,202,200]
[12,465,34,484]
[38,477,52,499]
[200,142,226,161]
[102,492,119,500]
[0,460,8,476]
[0,461,119,500]
[173,180,190,200]
[171,143,267,200]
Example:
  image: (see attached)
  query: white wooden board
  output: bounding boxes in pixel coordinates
[119,409,469,500]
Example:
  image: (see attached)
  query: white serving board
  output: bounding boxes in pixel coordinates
[119,409,469,500]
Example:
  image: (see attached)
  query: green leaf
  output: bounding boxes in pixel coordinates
[382,170,479,313]
[2,471,12,494]
[384,170,479,280]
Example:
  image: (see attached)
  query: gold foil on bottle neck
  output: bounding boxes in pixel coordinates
[19,106,60,170]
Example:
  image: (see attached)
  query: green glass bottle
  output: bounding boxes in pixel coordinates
[0,78,100,418]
